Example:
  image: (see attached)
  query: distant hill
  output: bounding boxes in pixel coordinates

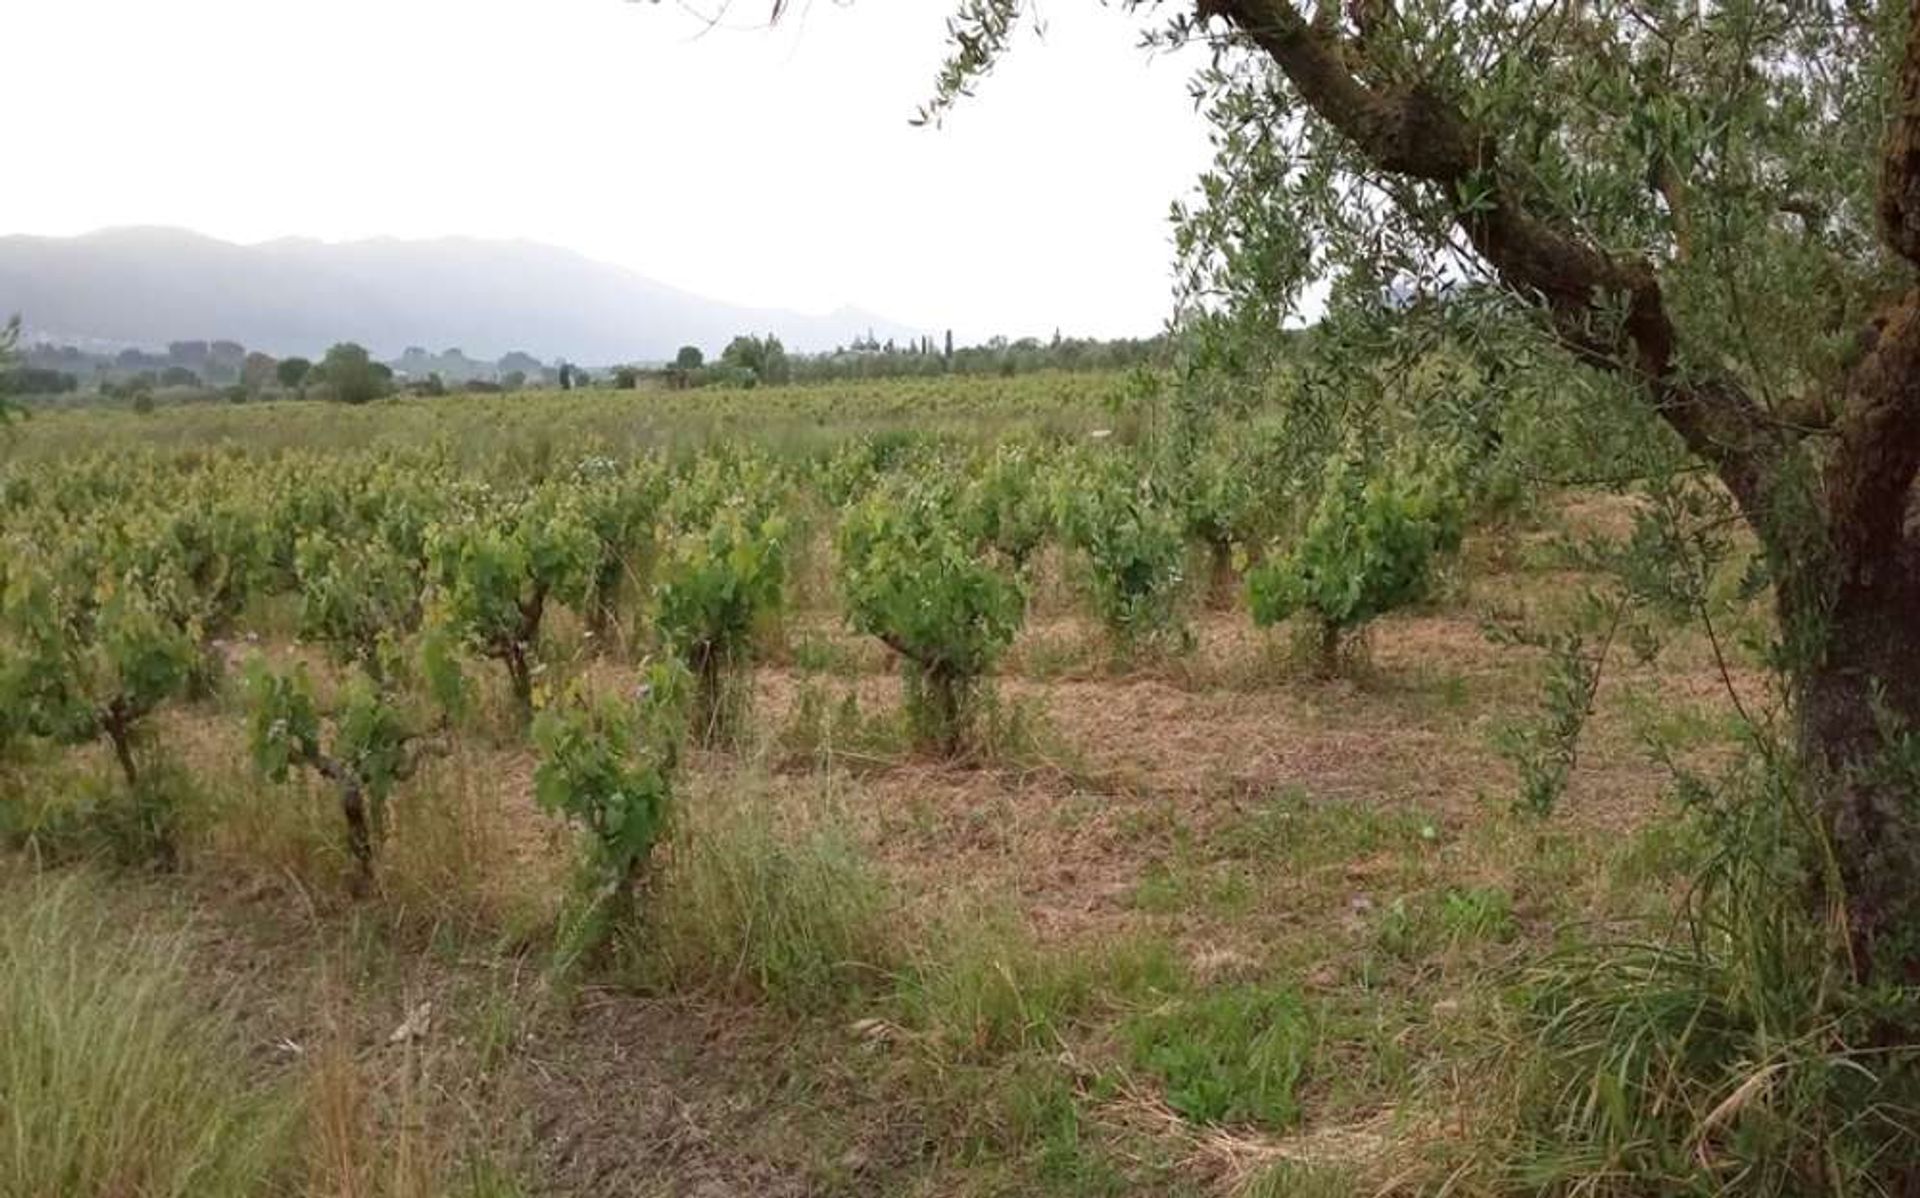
[0,227,921,364]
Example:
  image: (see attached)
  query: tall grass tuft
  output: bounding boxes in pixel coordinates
[639,783,896,1010]
[381,749,558,938]
[893,911,1184,1063]
[1491,754,1920,1195]
[0,873,291,1197]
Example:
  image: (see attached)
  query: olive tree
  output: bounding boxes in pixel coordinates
[892,0,1920,990]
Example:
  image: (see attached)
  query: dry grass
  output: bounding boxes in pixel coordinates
[0,872,293,1198]
[300,981,449,1198]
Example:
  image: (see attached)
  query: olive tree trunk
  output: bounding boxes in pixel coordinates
[1787,507,1920,980]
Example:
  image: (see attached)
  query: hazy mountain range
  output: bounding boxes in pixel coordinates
[0,227,921,364]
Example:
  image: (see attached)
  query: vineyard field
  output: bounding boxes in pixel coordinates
[1,374,1757,1196]
[3,373,1131,462]
[13,0,1920,1188]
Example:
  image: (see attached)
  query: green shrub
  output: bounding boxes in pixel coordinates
[838,474,1026,755]
[1247,454,1462,674]
[1173,429,1274,600]
[533,665,685,957]
[0,559,198,861]
[652,506,788,746]
[962,440,1054,571]
[292,532,422,679]
[426,484,597,721]
[244,658,433,885]
[1053,454,1190,653]
[570,454,666,641]
[122,488,271,638]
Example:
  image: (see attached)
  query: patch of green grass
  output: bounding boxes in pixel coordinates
[895,916,1183,1063]
[469,975,524,1075]
[1130,861,1189,915]
[1113,796,1192,847]
[787,631,871,676]
[969,687,1072,769]
[1510,825,1587,895]
[1006,628,1101,681]
[447,1158,534,1198]
[1606,818,1706,894]
[1438,885,1518,943]
[1493,933,1920,1197]
[871,921,1194,1195]
[1621,687,1740,754]
[1395,669,1475,721]
[1167,629,1294,692]
[1214,787,1438,868]
[778,681,909,768]
[896,1032,1207,1196]
[2,757,194,868]
[781,676,1073,775]
[1375,885,1518,961]
[1310,989,1430,1113]
[1003,1065,1113,1190]
[928,1058,1135,1195]
[1130,856,1256,916]
[1125,983,1318,1130]
[1369,900,1426,961]
[0,873,293,1197]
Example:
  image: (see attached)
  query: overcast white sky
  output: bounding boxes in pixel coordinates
[1,0,1217,342]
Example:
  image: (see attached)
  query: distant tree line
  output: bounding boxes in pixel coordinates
[605,330,1166,392]
[6,332,591,410]
[0,367,80,397]
[786,330,1167,383]
[5,322,1169,410]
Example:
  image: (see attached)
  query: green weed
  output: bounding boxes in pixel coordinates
[1239,1160,1362,1198]
[1375,886,1517,961]
[1125,983,1318,1129]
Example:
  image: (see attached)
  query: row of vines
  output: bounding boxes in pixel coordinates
[0,418,1492,945]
